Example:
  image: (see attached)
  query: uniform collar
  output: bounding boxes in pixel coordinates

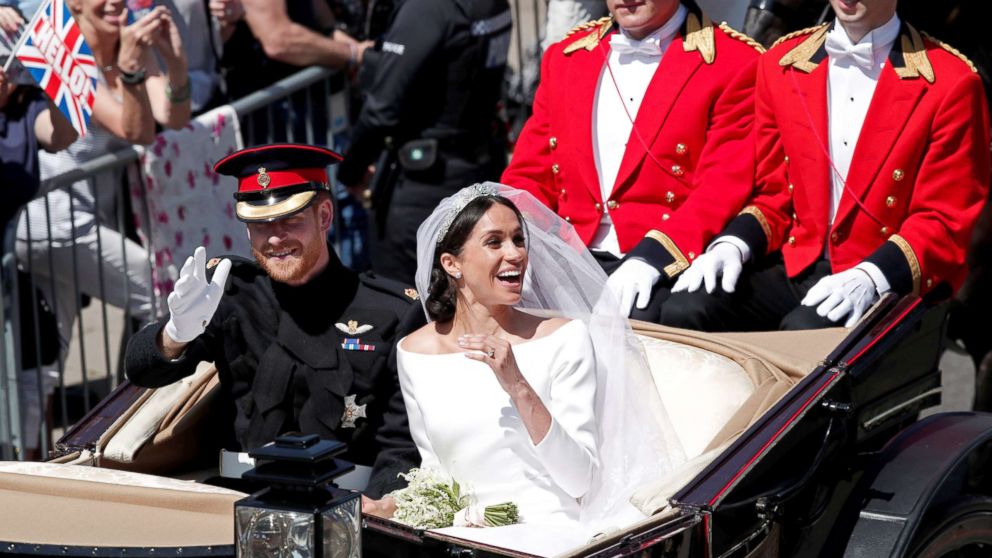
[824,13,900,70]
[780,19,934,83]
[614,3,687,54]
[678,1,716,64]
[563,0,716,64]
[272,245,358,327]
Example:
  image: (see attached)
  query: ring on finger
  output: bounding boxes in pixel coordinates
[486,347,495,359]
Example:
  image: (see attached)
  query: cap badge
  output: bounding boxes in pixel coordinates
[336,320,372,335]
[405,288,420,300]
[257,167,271,189]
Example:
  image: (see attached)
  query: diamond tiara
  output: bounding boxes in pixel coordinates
[435,183,501,244]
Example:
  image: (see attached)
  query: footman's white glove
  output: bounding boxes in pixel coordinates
[801,267,879,327]
[606,258,661,315]
[164,246,232,343]
[672,242,744,294]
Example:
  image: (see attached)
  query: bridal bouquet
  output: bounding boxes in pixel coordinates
[390,468,519,529]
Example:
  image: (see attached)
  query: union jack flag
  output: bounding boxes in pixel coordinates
[14,0,97,136]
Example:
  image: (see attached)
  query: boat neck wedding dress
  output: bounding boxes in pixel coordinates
[397,319,603,555]
[398,319,597,525]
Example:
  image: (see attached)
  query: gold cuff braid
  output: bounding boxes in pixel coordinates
[739,206,771,243]
[889,234,922,295]
[645,230,690,278]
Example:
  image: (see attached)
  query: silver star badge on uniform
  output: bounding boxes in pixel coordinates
[341,394,367,429]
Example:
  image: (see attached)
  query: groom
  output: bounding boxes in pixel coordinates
[125,144,423,499]
[501,0,763,322]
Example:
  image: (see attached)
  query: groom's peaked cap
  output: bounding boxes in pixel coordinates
[214,143,342,223]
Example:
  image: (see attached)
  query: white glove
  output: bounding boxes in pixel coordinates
[801,267,879,327]
[164,246,232,343]
[606,258,661,316]
[671,242,744,294]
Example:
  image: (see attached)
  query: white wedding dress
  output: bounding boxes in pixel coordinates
[401,183,688,556]
[397,319,599,529]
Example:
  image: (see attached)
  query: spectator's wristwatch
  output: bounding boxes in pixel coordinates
[119,67,147,86]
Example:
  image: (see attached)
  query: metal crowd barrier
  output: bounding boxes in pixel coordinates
[0,66,349,460]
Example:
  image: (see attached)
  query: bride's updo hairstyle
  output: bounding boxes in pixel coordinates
[427,195,525,321]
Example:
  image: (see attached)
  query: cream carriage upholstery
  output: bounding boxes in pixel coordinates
[0,462,242,547]
[630,323,847,517]
[639,335,754,460]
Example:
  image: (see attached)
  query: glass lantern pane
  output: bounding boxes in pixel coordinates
[322,497,361,558]
[236,506,315,558]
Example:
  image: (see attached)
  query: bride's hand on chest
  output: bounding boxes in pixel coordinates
[458,333,552,444]
[458,334,527,395]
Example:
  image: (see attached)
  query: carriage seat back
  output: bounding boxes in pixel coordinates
[639,335,753,459]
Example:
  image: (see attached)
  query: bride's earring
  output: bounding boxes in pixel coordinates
[452,271,462,279]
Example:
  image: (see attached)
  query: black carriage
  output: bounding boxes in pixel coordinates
[1,294,989,557]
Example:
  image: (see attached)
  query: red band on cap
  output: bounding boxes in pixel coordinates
[238,168,328,193]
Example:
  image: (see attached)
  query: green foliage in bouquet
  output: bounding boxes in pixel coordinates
[391,468,468,529]
[483,502,520,527]
[390,468,521,529]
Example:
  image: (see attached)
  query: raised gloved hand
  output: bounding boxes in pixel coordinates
[801,267,879,327]
[164,246,231,343]
[606,258,662,316]
[671,242,744,294]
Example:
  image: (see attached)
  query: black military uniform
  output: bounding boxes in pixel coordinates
[337,0,512,284]
[124,144,423,497]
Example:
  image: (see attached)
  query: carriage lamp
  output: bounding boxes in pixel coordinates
[235,434,361,558]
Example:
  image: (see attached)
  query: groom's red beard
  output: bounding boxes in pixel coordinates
[252,237,323,284]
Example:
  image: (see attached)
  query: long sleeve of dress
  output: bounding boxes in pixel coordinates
[530,321,599,499]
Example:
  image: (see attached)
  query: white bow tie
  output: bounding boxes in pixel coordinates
[610,33,663,57]
[824,31,874,70]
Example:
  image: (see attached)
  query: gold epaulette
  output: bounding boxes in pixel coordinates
[684,12,715,64]
[565,16,611,37]
[771,23,828,49]
[563,17,613,55]
[921,32,978,73]
[718,22,765,54]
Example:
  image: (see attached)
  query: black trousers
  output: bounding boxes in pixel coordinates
[593,252,672,324]
[660,257,837,332]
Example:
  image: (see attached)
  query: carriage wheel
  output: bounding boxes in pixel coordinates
[909,496,992,558]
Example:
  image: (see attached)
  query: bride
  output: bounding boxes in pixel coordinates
[371,183,685,543]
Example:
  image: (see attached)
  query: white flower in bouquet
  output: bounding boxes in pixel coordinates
[391,468,466,529]
[390,468,520,529]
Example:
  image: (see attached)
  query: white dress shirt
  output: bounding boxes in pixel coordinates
[589,3,687,257]
[825,14,900,225]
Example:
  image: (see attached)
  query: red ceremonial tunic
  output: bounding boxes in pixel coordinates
[501,5,762,277]
[724,22,991,296]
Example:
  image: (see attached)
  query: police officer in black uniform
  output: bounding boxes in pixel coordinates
[125,144,421,498]
[337,0,512,284]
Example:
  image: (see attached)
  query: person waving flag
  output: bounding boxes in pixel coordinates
[4,0,96,136]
